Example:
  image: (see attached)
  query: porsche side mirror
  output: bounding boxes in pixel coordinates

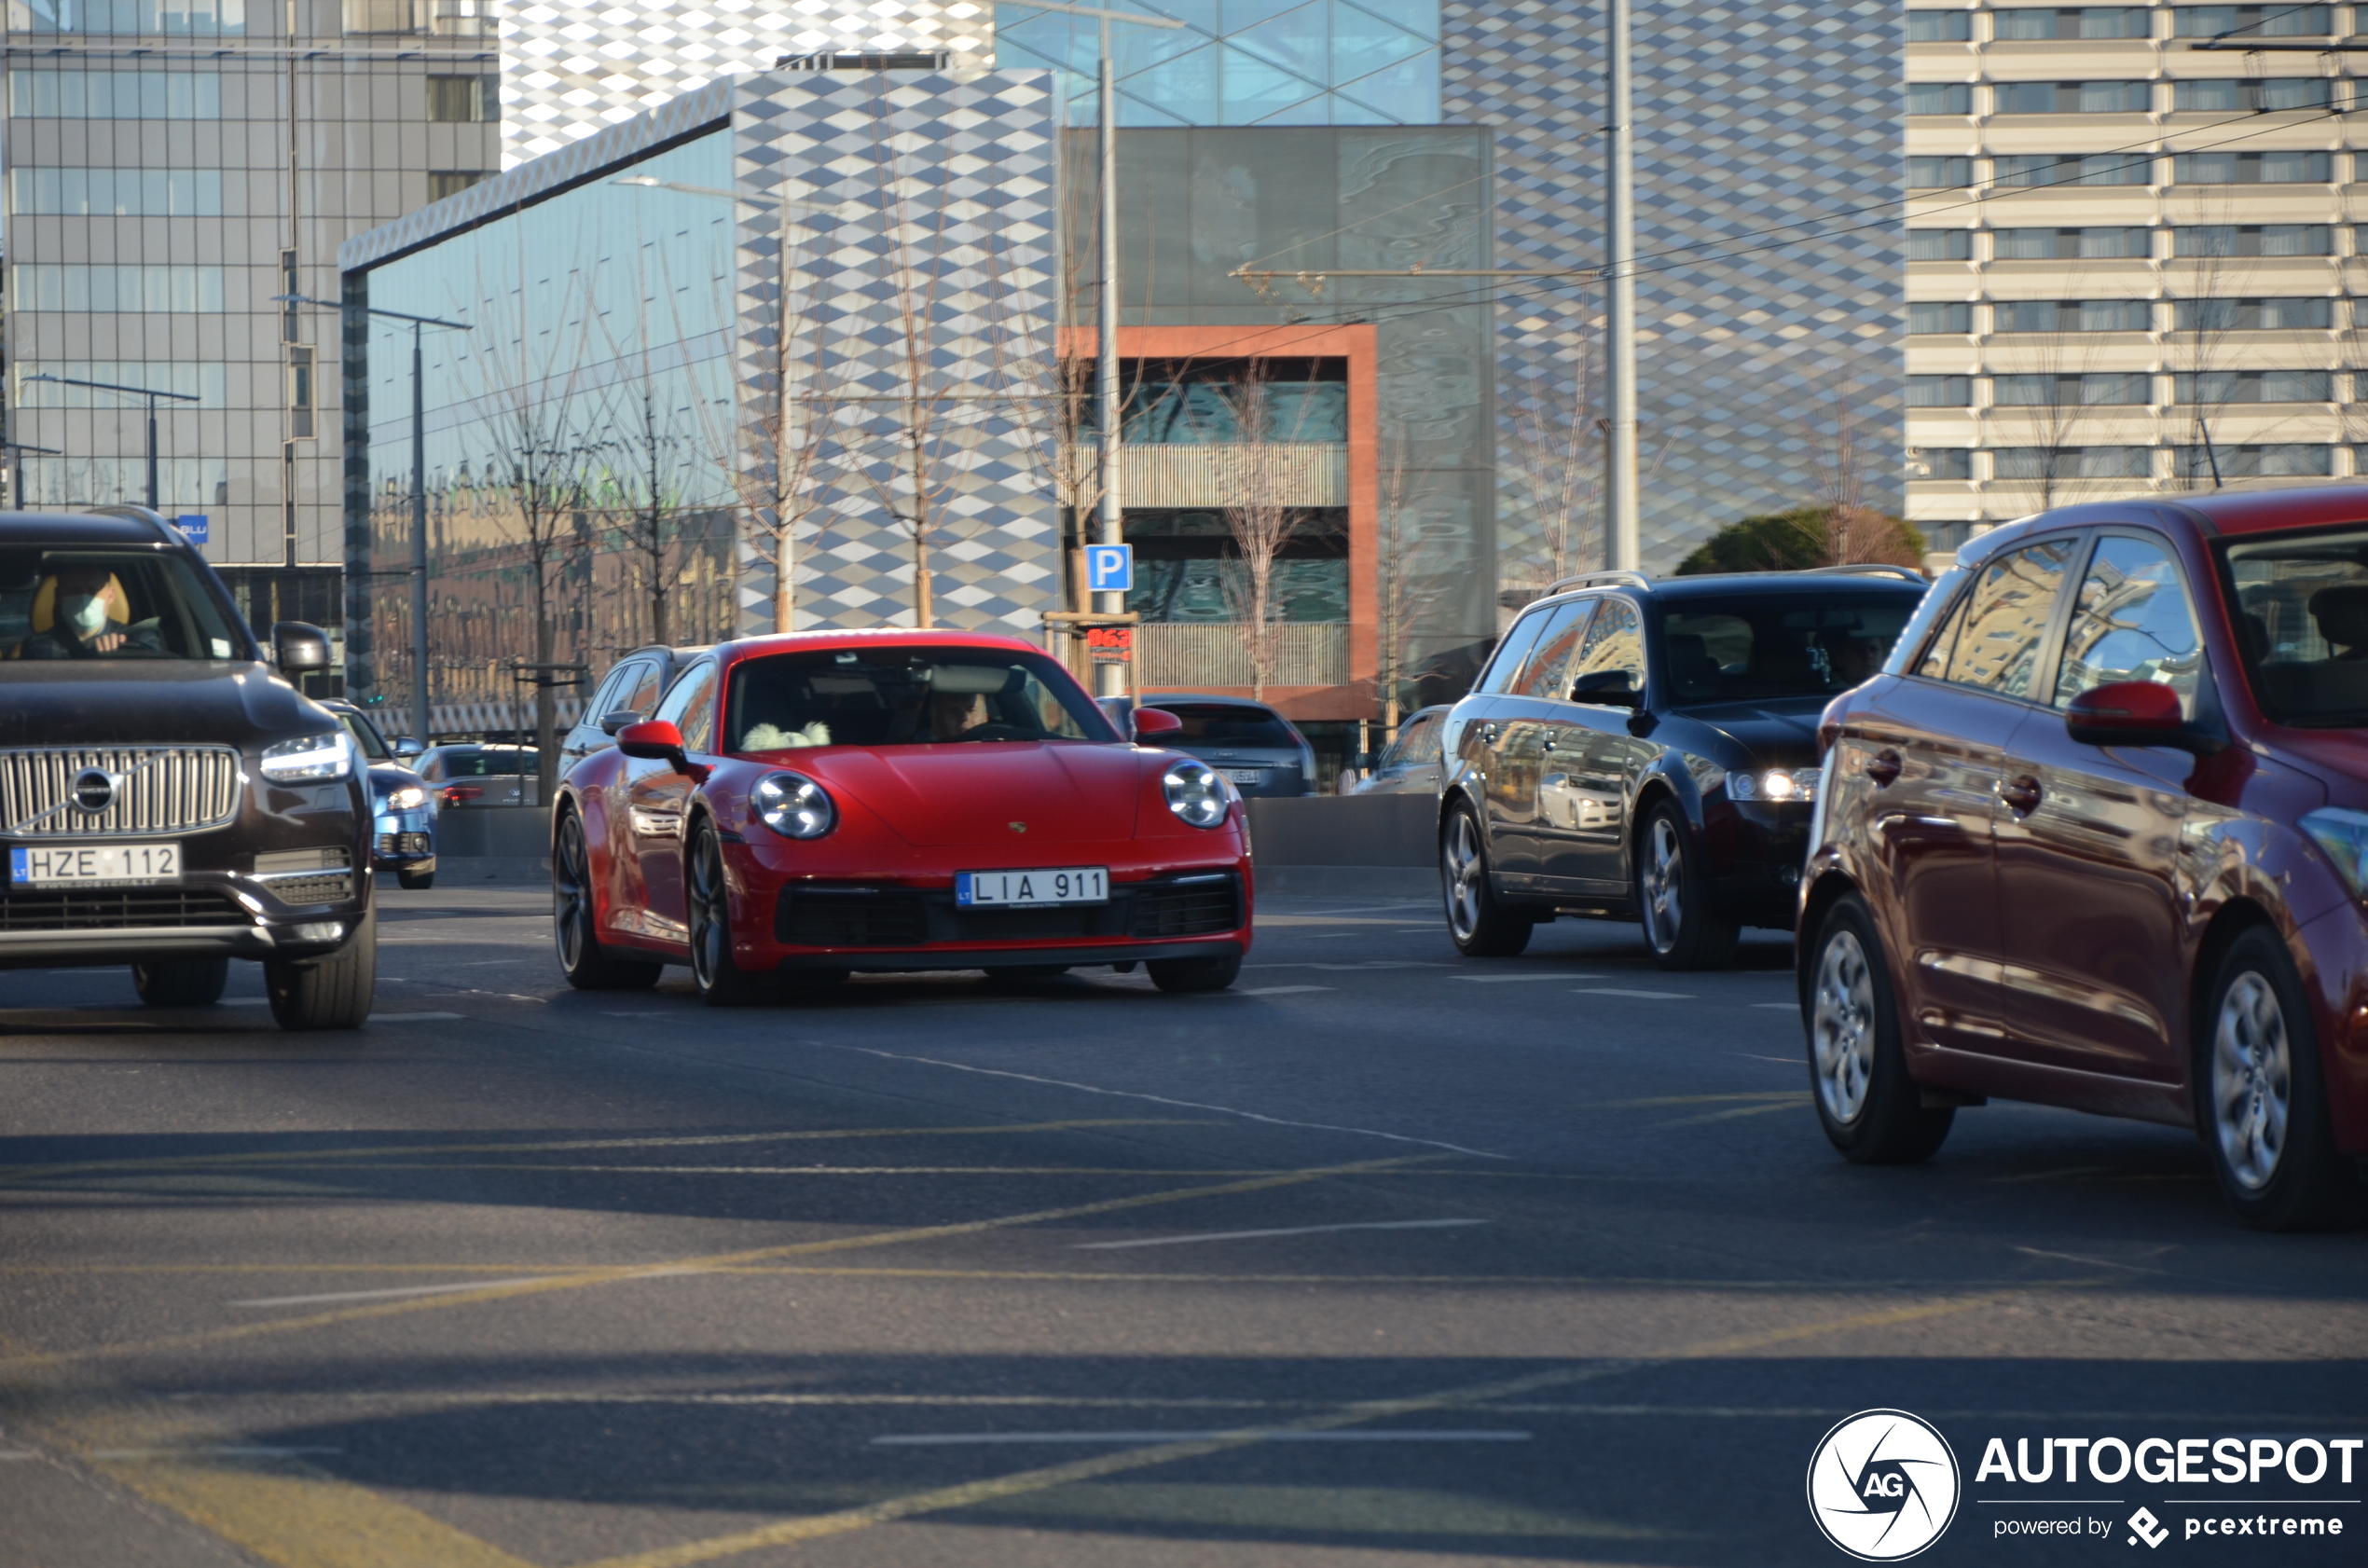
[273,620,331,672]
[1133,707,1183,739]
[392,736,424,760]
[617,719,688,770]
[1570,670,1643,708]
[2065,681,2218,752]
[598,708,642,736]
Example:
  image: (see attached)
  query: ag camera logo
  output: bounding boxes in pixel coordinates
[1808,1409,1962,1561]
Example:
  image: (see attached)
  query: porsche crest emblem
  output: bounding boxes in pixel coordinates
[1008,821,1027,833]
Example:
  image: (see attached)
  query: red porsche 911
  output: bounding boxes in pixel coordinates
[549,630,1254,1004]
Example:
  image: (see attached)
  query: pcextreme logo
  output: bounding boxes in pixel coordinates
[1808,1409,1964,1561]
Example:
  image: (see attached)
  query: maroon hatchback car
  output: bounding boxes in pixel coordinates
[1802,484,2368,1230]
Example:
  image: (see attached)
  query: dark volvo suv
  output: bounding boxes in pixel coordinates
[0,509,376,1028]
[1440,567,1927,968]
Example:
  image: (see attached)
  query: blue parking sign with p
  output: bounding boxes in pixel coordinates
[1085,543,1133,593]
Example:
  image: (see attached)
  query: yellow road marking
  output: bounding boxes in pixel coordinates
[0,1119,1206,1186]
[0,1154,1441,1373]
[577,1287,2052,1568]
[1607,1093,1805,1108]
[1651,1101,1810,1128]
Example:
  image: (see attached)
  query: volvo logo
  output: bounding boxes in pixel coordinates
[70,767,122,814]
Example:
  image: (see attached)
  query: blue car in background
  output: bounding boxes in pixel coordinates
[324,700,437,890]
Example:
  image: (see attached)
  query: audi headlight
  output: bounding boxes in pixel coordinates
[2302,807,2368,899]
[1163,761,1230,829]
[1727,767,1820,803]
[753,771,835,839]
[384,785,428,811]
[260,731,351,782]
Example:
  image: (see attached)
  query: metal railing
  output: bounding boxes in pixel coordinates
[1137,623,1347,689]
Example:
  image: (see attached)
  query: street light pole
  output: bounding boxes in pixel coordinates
[1604,0,1641,572]
[279,295,471,743]
[23,373,200,512]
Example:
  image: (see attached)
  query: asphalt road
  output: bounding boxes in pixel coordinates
[2,882,2363,1568]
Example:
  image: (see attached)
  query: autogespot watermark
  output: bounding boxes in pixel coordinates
[1809,1411,2361,1557]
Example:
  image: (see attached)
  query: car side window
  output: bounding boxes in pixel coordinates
[1477,608,1554,695]
[1512,600,1597,699]
[653,661,719,752]
[1569,597,1644,695]
[1385,713,1439,771]
[624,661,665,714]
[1941,537,2079,698]
[584,662,638,722]
[2053,533,2205,718]
[1913,584,1973,680]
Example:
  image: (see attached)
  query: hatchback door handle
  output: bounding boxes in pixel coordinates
[1865,749,1902,787]
[2000,775,2043,816]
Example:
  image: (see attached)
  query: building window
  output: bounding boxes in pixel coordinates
[1995,298,2154,333]
[2174,151,2332,185]
[1994,447,2155,480]
[288,347,315,440]
[1992,373,2152,407]
[1994,81,2152,115]
[7,68,221,117]
[2175,370,2333,403]
[1910,447,1976,480]
[427,74,496,122]
[1908,375,1973,407]
[1908,156,1971,188]
[1993,153,2152,187]
[1907,82,1971,115]
[344,0,495,37]
[11,0,246,35]
[2173,297,2334,330]
[4,167,221,215]
[2172,6,2332,39]
[2174,78,2337,113]
[1994,227,2152,260]
[428,171,490,200]
[1119,361,1348,446]
[12,264,225,311]
[1995,7,2153,39]
[1907,229,1974,261]
[1908,301,1972,334]
[1907,11,1972,42]
[2175,225,2332,257]
[2179,444,2332,479]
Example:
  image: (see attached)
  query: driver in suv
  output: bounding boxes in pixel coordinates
[0,508,376,1029]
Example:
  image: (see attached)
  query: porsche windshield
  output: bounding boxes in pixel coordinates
[0,546,249,667]
[724,647,1120,750]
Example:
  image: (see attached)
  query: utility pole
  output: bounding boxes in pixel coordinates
[1604,0,1641,572]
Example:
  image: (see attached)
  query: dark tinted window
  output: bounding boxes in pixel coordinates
[1153,703,1296,746]
[1944,539,2080,696]
[0,545,247,666]
[436,748,531,776]
[726,647,1119,750]
[1660,596,1916,705]
[2223,525,2368,723]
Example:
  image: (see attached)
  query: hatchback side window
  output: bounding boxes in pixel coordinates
[1569,597,1645,696]
[585,662,640,722]
[1477,608,1554,695]
[2053,534,2205,718]
[624,661,666,715]
[1943,537,2080,697]
[1512,600,1597,699]
[653,661,719,752]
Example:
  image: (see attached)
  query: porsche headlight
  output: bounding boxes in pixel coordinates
[260,731,351,782]
[1726,767,1820,803]
[2302,807,2368,900]
[753,771,835,839]
[384,785,428,811]
[1163,761,1230,829]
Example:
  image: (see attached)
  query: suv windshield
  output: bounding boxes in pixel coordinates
[724,647,1117,749]
[2223,525,2368,724]
[0,546,247,666]
[1659,595,1917,705]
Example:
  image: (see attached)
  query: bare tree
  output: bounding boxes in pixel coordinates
[1213,362,1335,698]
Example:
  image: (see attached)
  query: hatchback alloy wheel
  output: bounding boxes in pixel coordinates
[1812,928,1876,1124]
[2210,969,2291,1192]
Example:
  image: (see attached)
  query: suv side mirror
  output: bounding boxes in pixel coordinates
[598,709,642,736]
[1569,669,1643,708]
[272,621,331,672]
[392,736,424,760]
[1133,707,1183,739]
[2065,681,2219,752]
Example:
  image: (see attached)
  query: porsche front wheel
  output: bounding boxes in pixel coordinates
[1147,953,1241,993]
[688,821,769,1008]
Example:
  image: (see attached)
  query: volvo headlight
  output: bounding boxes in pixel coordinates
[260,731,351,782]
[753,771,835,839]
[2301,807,2368,899]
[1163,761,1230,829]
[1727,767,1820,803]
[383,785,428,811]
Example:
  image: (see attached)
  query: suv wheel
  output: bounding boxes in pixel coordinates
[554,809,662,992]
[131,957,227,1008]
[688,821,768,1007]
[2199,928,2363,1231]
[1440,804,1533,957]
[1635,801,1739,970]
[265,904,377,1031]
[1808,893,1952,1163]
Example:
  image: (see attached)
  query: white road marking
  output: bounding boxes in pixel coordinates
[1752,1002,1797,1010]
[370,1012,465,1023]
[1455,973,1606,983]
[1572,987,1691,999]
[89,1447,343,1459]
[1241,985,1334,997]
[1075,1217,1489,1251]
[872,1429,1529,1446]
[233,1277,553,1308]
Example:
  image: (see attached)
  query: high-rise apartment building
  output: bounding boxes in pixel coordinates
[2,0,500,661]
[1907,1,2367,550]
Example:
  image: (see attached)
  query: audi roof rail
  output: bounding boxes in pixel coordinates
[1789,562,1927,582]
[1542,569,1653,596]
